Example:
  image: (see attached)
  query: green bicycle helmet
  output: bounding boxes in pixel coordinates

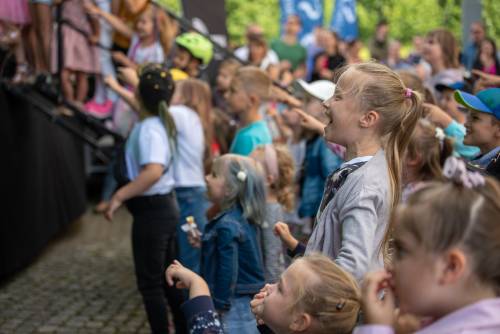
[175,32,214,66]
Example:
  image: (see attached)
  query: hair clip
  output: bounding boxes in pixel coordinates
[336,300,346,311]
[237,170,247,182]
[404,88,413,98]
[435,127,445,141]
[443,157,485,189]
[435,127,445,149]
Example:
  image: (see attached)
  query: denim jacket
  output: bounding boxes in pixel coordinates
[299,136,343,218]
[200,205,265,311]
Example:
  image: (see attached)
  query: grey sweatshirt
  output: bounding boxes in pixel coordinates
[305,150,391,282]
[260,203,285,283]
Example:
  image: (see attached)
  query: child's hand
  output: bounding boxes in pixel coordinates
[104,194,123,221]
[118,67,139,88]
[394,310,422,334]
[187,231,202,249]
[361,270,396,326]
[274,222,299,251]
[292,108,325,135]
[250,284,270,325]
[166,260,211,299]
[165,260,197,289]
[103,75,120,90]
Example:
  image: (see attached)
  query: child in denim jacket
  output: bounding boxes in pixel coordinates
[195,154,266,334]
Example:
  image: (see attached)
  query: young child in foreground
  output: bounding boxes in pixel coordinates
[251,254,361,334]
[355,156,500,334]
[166,260,224,334]
[165,254,361,334]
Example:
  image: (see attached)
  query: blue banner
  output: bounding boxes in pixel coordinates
[330,0,358,41]
[279,0,323,45]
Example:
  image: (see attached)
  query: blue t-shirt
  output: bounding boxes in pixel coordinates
[229,120,272,156]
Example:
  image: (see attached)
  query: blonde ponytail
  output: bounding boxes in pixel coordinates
[343,63,423,259]
[386,90,423,209]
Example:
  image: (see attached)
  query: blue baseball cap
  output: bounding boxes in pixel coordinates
[454,88,500,120]
[435,80,465,92]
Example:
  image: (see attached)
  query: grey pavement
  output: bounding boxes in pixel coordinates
[0,207,152,333]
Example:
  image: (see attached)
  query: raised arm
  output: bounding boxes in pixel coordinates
[84,2,133,39]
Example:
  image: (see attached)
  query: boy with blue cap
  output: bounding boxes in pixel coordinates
[455,88,500,177]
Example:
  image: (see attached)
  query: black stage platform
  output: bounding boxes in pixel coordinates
[0,84,87,281]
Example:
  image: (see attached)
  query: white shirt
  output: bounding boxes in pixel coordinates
[125,116,175,195]
[234,46,279,70]
[169,105,206,188]
[128,34,165,65]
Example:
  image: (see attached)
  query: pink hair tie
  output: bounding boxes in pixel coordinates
[404,88,413,98]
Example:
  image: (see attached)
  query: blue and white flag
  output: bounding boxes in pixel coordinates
[330,0,358,41]
[280,0,323,46]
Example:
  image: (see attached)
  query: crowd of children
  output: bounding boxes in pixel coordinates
[1,2,500,333]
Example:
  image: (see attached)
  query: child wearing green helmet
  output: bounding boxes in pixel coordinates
[173,32,214,78]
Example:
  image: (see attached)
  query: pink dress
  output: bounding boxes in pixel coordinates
[0,0,31,25]
[51,0,99,74]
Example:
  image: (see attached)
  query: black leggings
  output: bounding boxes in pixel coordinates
[127,193,187,334]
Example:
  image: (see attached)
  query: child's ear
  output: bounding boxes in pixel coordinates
[359,110,380,128]
[438,248,467,285]
[493,119,500,138]
[248,93,261,107]
[266,174,276,187]
[289,313,312,333]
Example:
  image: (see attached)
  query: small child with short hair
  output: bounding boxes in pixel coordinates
[251,254,361,334]
[455,88,500,173]
[228,66,273,156]
[251,144,295,283]
[356,157,500,334]
[173,32,214,78]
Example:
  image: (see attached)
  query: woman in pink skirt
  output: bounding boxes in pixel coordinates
[52,0,100,102]
[0,0,31,82]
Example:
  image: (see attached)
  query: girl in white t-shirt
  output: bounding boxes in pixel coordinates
[104,65,186,334]
[169,78,215,273]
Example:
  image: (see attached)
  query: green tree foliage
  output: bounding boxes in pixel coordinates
[357,0,462,43]
[483,0,500,42]
[156,0,498,47]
